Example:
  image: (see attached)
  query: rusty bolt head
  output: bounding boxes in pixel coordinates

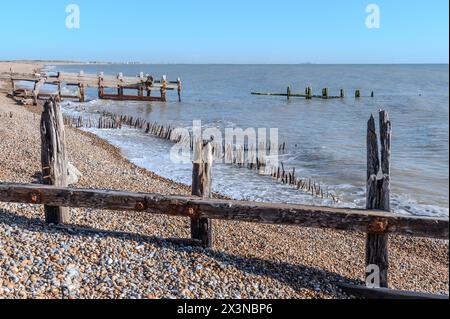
[135,202,146,211]
[30,192,41,204]
[187,207,196,218]
[368,218,388,234]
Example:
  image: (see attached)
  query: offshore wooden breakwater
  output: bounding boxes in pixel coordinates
[0,99,448,299]
[64,112,340,204]
[252,86,374,100]
[0,69,182,105]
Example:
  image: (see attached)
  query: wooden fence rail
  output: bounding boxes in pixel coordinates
[0,183,448,240]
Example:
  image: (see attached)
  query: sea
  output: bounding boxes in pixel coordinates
[41,64,449,217]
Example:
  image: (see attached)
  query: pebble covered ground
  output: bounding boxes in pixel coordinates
[0,93,448,299]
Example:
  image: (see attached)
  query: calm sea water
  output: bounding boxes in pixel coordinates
[49,64,449,217]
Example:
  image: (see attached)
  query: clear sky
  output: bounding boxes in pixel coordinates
[0,0,448,63]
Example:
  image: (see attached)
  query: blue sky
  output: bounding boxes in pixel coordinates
[0,0,448,63]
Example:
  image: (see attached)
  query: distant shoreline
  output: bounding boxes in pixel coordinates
[2,60,448,66]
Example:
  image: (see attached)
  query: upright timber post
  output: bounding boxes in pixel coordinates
[287,86,291,100]
[57,72,62,101]
[191,140,213,248]
[98,74,104,99]
[177,77,182,102]
[306,86,312,100]
[78,83,85,102]
[10,68,15,95]
[365,110,391,288]
[340,89,345,98]
[146,75,153,97]
[161,75,167,102]
[33,78,46,106]
[40,98,70,224]
[138,72,144,97]
[355,90,361,98]
[322,88,328,99]
[117,73,124,97]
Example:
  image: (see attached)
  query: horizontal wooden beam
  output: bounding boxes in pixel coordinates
[1,73,179,90]
[0,183,448,239]
[251,92,342,99]
[337,283,449,300]
[99,94,164,102]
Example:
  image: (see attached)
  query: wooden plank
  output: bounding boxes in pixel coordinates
[99,93,163,102]
[337,283,449,300]
[0,183,447,239]
[191,140,213,248]
[60,95,80,99]
[3,74,178,90]
[40,99,70,224]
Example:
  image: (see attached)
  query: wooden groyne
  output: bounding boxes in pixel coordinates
[0,100,448,298]
[64,112,340,203]
[0,112,13,119]
[252,86,374,100]
[0,69,182,105]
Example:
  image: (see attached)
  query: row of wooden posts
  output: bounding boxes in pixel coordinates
[97,73,182,103]
[252,86,374,100]
[1,98,448,294]
[0,112,13,119]
[63,112,340,203]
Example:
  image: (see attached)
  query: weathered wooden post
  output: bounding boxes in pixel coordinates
[286,87,292,100]
[322,88,328,99]
[340,89,345,98]
[355,90,361,98]
[10,68,15,95]
[78,83,85,102]
[137,72,144,97]
[145,75,153,97]
[33,78,46,106]
[40,98,70,224]
[56,72,62,101]
[98,74,104,99]
[365,110,391,288]
[160,75,167,102]
[191,140,213,248]
[117,73,124,97]
[371,91,375,98]
[306,86,312,99]
[287,86,291,100]
[177,77,182,102]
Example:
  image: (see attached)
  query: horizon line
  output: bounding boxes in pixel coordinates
[2,60,449,66]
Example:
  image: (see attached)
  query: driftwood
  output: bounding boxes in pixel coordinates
[40,99,69,224]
